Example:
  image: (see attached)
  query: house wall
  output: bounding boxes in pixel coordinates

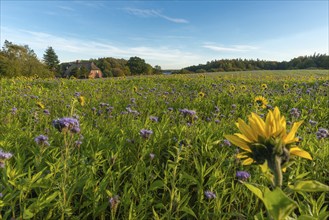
[89,70,102,78]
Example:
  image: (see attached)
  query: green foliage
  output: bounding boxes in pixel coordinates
[43,46,60,74]
[184,53,329,73]
[0,70,328,219]
[0,40,53,78]
[127,56,152,75]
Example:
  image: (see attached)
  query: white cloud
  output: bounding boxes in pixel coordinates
[57,6,75,11]
[203,43,259,52]
[0,27,199,69]
[124,8,189,24]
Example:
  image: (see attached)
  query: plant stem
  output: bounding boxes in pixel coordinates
[269,155,283,188]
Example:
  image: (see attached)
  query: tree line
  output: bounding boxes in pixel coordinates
[0,41,161,78]
[179,53,329,74]
[0,40,328,78]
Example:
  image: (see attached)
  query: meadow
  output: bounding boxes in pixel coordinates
[0,70,328,219]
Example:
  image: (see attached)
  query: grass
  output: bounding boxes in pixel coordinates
[0,69,328,219]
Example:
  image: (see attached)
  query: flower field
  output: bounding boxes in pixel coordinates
[0,70,328,219]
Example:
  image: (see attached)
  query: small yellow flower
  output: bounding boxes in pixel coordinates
[261,83,268,90]
[225,107,312,166]
[283,83,289,90]
[198,91,205,98]
[78,96,85,106]
[240,85,247,91]
[36,102,45,109]
[254,96,268,109]
[133,86,138,92]
[229,85,236,93]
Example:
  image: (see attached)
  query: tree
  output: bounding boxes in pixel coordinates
[126,56,149,75]
[43,46,60,73]
[0,40,52,78]
[153,65,162,74]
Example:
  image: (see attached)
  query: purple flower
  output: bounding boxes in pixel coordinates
[11,107,17,114]
[290,108,301,118]
[34,135,50,146]
[43,109,50,115]
[75,140,83,147]
[0,150,13,160]
[168,107,173,111]
[109,195,120,210]
[204,190,216,199]
[236,171,251,181]
[180,108,196,116]
[52,117,80,133]
[126,107,139,115]
[309,120,317,126]
[0,149,13,168]
[149,116,158,122]
[316,128,329,139]
[223,139,231,146]
[140,129,153,139]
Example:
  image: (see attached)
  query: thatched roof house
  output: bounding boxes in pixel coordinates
[61,61,102,78]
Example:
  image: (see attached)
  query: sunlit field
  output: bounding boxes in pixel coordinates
[0,70,328,219]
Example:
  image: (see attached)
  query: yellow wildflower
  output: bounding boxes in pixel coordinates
[78,96,85,106]
[36,102,45,109]
[225,107,312,166]
[254,96,268,109]
[261,83,268,90]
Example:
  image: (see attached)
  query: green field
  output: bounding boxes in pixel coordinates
[0,70,328,219]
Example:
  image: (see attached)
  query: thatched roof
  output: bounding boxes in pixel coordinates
[62,61,100,76]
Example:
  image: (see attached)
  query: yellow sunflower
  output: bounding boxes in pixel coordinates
[283,83,289,90]
[78,96,86,106]
[240,85,247,91]
[225,106,312,166]
[133,86,138,92]
[261,83,268,90]
[36,102,45,109]
[254,96,268,109]
[198,91,205,98]
[229,85,236,93]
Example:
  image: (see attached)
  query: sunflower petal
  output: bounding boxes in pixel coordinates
[224,135,251,151]
[242,158,254,165]
[249,113,266,137]
[236,152,249,159]
[237,118,257,142]
[284,121,303,144]
[290,147,312,160]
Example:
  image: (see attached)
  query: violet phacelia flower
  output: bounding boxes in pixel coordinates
[34,135,50,146]
[204,190,216,199]
[140,129,153,139]
[236,171,251,181]
[0,149,13,168]
[52,117,80,133]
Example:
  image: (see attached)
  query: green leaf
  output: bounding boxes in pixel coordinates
[152,207,160,220]
[23,208,34,219]
[243,182,264,200]
[263,187,297,220]
[149,180,164,191]
[288,180,329,192]
[181,206,197,219]
[297,215,318,220]
[254,211,266,220]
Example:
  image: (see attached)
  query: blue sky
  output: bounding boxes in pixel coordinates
[1,1,328,69]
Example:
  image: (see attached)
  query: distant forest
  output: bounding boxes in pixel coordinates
[178,53,329,74]
[0,40,328,78]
